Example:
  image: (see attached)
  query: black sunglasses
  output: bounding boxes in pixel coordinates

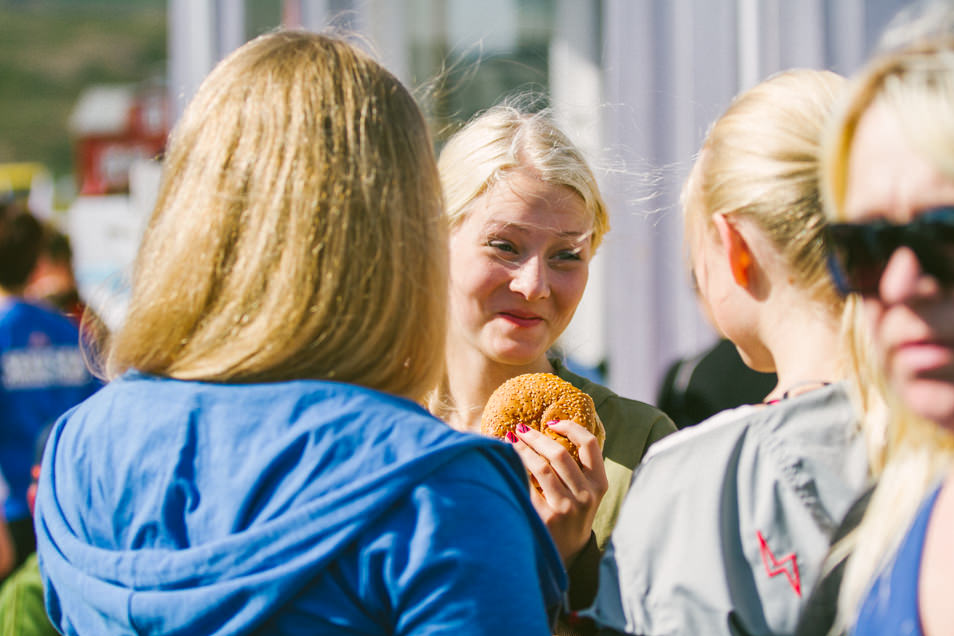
[826,206,954,296]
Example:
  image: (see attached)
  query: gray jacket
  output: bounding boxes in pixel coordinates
[585,382,869,636]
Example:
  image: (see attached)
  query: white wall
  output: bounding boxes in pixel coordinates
[600,0,912,403]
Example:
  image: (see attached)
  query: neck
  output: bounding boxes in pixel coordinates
[443,339,553,433]
[760,295,844,403]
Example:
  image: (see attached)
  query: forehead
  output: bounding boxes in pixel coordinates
[463,169,592,236]
[845,102,954,223]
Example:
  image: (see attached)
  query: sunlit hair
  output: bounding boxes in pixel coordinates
[819,30,954,635]
[105,30,447,402]
[822,46,954,218]
[437,102,609,251]
[683,69,847,311]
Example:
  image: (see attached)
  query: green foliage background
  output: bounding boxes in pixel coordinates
[0,0,166,179]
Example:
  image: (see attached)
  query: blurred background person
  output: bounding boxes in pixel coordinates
[34,31,566,635]
[587,68,875,636]
[0,200,100,574]
[23,222,108,364]
[656,337,778,429]
[24,224,84,324]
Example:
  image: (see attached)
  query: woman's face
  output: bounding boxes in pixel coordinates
[844,102,954,431]
[448,168,592,368]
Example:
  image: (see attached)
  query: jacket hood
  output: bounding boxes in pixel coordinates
[35,373,564,635]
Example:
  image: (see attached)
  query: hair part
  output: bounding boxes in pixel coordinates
[438,101,609,251]
[106,30,447,402]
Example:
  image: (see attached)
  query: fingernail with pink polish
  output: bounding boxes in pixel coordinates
[505,431,517,443]
[516,423,529,434]
[545,420,559,426]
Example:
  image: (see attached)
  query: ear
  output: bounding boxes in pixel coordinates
[712,213,754,289]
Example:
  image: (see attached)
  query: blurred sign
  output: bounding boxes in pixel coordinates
[69,84,169,196]
[66,159,161,331]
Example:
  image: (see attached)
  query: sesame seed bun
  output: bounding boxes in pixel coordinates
[481,372,605,461]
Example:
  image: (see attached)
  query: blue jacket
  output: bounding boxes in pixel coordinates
[0,298,100,521]
[35,373,566,635]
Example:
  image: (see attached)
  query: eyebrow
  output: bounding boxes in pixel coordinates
[485,221,592,241]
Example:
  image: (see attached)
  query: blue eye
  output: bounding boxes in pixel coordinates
[555,250,582,261]
[487,240,517,254]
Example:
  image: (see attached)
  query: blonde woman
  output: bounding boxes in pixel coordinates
[586,69,873,636]
[434,105,675,619]
[33,32,565,635]
[803,18,954,636]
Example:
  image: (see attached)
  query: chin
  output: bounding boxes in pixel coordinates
[494,352,546,368]
[488,343,548,368]
[897,378,954,434]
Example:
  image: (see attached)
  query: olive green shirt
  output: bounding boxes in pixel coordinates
[551,359,676,549]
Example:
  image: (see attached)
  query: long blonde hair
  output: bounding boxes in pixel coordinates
[819,35,954,632]
[106,30,447,402]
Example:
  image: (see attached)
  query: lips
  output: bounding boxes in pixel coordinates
[889,338,954,377]
[498,311,545,327]
[878,304,954,377]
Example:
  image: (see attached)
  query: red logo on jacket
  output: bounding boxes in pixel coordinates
[757,530,801,596]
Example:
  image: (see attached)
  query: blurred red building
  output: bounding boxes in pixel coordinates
[68,83,170,195]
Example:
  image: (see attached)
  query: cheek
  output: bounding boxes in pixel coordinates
[690,235,724,309]
[862,298,886,338]
[553,267,589,313]
[898,382,954,433]
[864,295,903,360]
[695,265,731,330]
[862,297,892,370]
[449,251,507,310]
[692,263,710,305]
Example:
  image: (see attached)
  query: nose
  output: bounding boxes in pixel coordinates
[509,257,550,300]
[879,246,943,304]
